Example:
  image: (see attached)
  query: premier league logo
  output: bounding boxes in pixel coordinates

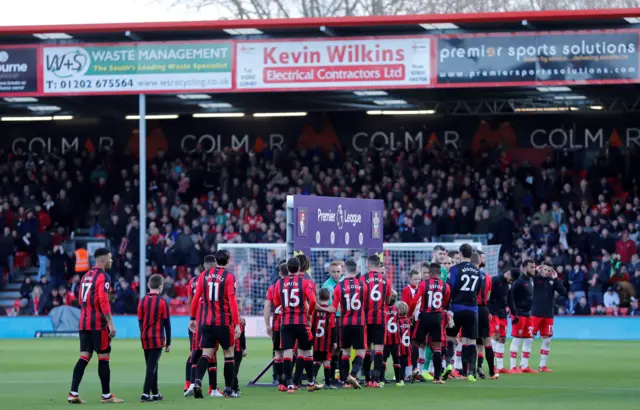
[298,207,308,237]
[336,204,344,230]
[372,211,381,239]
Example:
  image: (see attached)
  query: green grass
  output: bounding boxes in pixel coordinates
[0,338,637,409]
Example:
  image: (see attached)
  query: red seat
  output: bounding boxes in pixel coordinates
[590,307,596,315]
[605,307,615,316]
[620,308,628,316]
[14,252,30,269]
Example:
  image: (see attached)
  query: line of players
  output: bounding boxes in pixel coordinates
[262,244,567,390]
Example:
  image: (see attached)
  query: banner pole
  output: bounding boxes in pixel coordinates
[139,94,147,299]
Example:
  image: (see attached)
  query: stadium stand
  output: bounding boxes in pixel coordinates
[1,143,639,316]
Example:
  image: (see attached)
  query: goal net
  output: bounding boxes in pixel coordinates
[217,242,501,318]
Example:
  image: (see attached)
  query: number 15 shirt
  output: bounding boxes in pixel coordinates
[272,275,317,326]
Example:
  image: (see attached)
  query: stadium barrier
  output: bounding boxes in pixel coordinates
[1,316,640,340]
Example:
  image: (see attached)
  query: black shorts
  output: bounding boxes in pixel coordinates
[412,312,443,344]
[366,324,385,346]
[313,350,331,362]
[272,330,282,352]
[477,306,491,340]
[200,324,233,350]
[79,329,111,354]
[446,310,478,339]
[280,324,312,351]
[341,325,366,350]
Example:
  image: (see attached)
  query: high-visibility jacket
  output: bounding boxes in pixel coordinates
[74,248,89,272]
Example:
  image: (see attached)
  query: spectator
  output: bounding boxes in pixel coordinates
[616,230,637,264]
[49,245,68,287]
[114,278,137,314]
[533,202,552,226]
[20,275,34,301]
[29,285,42,316]
[603,286,620,309]
[574,297,592,315]
[564,292,578,315]
[0,227,15,284]
[36,229,53,281]
[627,297,640,316]
[58,285,76,307]
[568,264,586,300]
[162,275,176,298]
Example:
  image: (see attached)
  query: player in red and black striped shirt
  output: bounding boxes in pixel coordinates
[272,257,317,393]
[383,291,403,384]
[410,262,451,384]
[396,302,412,383]
[332,258,368,389]
[189,250,241,399]
[311,288,336,388]
[361,254,391,387]
[474,250,495,379]
[184,255,220,397]
[264,262,288,391]
[68,248,123,404]
[138,274,171,402]
[232,308,247,396]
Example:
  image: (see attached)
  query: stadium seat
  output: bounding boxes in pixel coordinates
[620,308,628,315]
[591,307,597,315]
[605,307,615,316]
[13,252,30,270]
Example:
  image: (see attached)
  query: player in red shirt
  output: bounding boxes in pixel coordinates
[473,252,495,380]
[184,255,221,397]
[401,269,421,379]
[68,248,123,404]
[189,250,241,399]
[396,302,412,385]
[383,291,401,384]
[332,258,368,389]
[409,262,451,384]
[137,274,171,402]
[311,288,336,389]
[361,254,391,387]
[271,257,317,394]
[232,307,247,396]
[264,262,288,391]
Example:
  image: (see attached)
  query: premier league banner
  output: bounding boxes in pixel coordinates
[0,46,38,95]
[293,195,383,256]
[436,30,639,87]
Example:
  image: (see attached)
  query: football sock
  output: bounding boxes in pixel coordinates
[485,346,496,376]
[477,352,484,370]
[195,355,210,385]
[510,338,521,369]
[190,350,202,383]
[424,348,433,372]
[208,357,217,389]
[363,352,372,382]
[70,355,89,393]
[374,351,384,382]
[461,345,469,375]
[491,338,497,352]
[97,358,111,396]
[341,356,350,382]
[393,363,402,382]
[233,352,243,391]
[283,357,293,386]
[185,356,192,383]
[454,344,463,369]
[293,357,305,385]
[467,344,477,375]
[351,354,363,377]
[495,342,505,370]
[330,356,337,380]
[521,338,533,368]
[417,347,426,372]
[324,364,332,383]
[433,349,443,380]
[305,357,315,384]
[223,358,235,389]
[540,338,551,368]
[446,341,455,364]
[274,358,284,384]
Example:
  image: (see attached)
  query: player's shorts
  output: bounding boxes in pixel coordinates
[446,309,478,339]
[491,316,508,338]
[413,312,443,344]
[200,324,234,350]
[340,325,366,350]
[272,330,282,352]
[477,306,491,339]
[366,324,385,346]
[280,324,312,351]
[79,329,111,354]
[531,316,554,338]
[189,328,202,351]
[313,350,331,362]
[510,316,533,338]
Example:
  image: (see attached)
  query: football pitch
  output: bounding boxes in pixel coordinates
[0,338,638,409]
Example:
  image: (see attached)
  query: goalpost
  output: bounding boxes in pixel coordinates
[218,195,501,386]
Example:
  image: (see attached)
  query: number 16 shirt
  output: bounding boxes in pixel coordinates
[333,277,369,326]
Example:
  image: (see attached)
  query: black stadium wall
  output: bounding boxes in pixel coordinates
[2,113,639,160]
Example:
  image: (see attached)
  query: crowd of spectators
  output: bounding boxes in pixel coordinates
[1,142,640,316]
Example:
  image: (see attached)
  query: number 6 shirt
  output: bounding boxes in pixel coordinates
[272,274,317,326]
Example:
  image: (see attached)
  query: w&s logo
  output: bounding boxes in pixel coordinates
[45,48,90,78]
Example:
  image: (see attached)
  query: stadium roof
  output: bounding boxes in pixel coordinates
[1,8,640,120]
